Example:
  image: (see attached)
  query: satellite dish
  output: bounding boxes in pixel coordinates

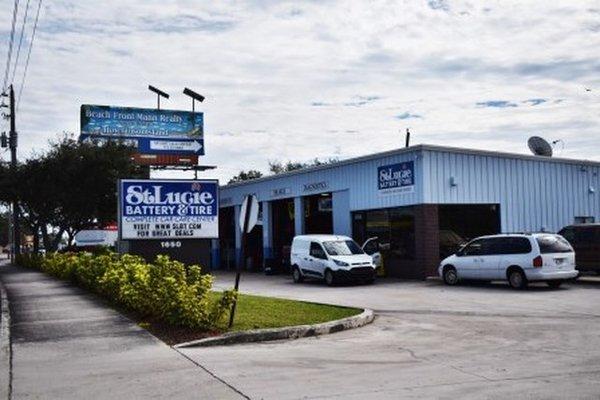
[527,136,553,157]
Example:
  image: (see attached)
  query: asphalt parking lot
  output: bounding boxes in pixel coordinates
[180,272,600,399]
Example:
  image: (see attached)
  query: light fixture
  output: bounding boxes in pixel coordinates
[183,87,205,112]
[148,85,170,109]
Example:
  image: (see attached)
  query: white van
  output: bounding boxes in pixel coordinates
[290,235,376,286]
[439,233,578,289]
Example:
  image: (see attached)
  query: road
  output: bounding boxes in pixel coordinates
[178,272,600,399]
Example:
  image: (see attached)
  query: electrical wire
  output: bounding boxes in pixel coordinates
[17,0,42,111]
[2,0,20,93]
[10,0,31,86]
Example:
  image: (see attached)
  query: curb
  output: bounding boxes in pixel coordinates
[174,308,374,348]
[0,274,11,400]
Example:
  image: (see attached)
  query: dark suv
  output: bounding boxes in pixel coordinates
[558,224,600,274]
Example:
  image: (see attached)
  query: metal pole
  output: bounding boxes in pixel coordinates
[157,94,160,110]
[405,128,410,148]
[228,196,252,329]
[9,85,19,260]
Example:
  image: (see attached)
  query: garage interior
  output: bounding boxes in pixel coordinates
[270,198,295,268]
[303,193,333,234]
[351,203,501,278]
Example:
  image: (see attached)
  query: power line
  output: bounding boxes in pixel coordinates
[17,0,42,111]
[10,0,31,85]
[2,0,20,93]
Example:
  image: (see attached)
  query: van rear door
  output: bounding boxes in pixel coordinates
[535,234,575,272]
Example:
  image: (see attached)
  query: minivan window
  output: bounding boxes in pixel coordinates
[536,235,573,253]
[496,237,532,254]
[459,239,484,256]
[323,240,364,256]
[309,242,327,259]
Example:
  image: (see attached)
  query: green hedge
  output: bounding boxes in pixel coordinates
[17,252,236,329]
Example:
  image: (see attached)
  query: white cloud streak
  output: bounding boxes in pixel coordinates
[0,0,599,183]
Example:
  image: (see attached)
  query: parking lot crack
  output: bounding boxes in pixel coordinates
[448,364,494,382]
[173,348,251,399]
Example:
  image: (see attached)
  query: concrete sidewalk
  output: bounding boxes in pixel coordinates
[0,262,245,400]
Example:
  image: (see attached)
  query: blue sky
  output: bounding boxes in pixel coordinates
[1,0,599,183]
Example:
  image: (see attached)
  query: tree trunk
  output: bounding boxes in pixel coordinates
[32,225,40,254]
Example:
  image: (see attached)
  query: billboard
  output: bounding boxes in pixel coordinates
[80,105,204,155]
[378,161,415,195]
[118,179,218,240]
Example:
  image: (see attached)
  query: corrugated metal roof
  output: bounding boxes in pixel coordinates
[222,143,600,189]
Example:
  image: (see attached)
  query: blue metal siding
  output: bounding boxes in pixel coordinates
[332,190,351,236]
[220,150,424,212]
[423,150,600,232]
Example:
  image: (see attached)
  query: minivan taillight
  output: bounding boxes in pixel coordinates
[533,255,543,268]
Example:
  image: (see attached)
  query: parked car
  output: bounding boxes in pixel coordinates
[438,233,578,289]
[291,235,376,286]
[558,224,600,274]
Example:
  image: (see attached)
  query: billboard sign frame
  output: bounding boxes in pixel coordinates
[118,179,219,240]
[80,104,204,155]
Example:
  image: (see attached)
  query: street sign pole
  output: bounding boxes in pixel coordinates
[228,195,254,329]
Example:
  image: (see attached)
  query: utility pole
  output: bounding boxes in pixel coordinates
[8,85,19,261]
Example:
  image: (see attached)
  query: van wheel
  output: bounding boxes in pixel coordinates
[292,266,303,283]
[443,266,459,286]
[547,280,563,289]
[324,269,336,286]
[508,268,527,290]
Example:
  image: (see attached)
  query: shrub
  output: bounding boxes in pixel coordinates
[17,251,236,330]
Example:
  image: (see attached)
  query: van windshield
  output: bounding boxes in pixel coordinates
[323,240,364,256]
[536,235,573,254]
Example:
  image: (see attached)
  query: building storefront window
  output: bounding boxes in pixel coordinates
[352,206,415,260]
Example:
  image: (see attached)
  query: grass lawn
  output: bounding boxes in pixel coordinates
[212,292,362,332]
[140,292,362,345]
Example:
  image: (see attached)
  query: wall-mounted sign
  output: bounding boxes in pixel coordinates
[303,181,328,192]
[80,105,204,155]
[119,179,218,240]
[271,187,292,197]
[378,161,415,195]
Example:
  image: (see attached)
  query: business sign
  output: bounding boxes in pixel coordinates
[80,105,204,155]
[271,187,292,198]
[303,181,329,192]
[378,161,415,195]
[118,179,218,240]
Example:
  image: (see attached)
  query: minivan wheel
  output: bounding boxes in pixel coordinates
[508,269,527,290]
[292,266,303,283]
[443,266,459,286]
[547,280,563,289]
[324,269,335,286]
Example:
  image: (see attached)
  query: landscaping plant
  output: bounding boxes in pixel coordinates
[17,252,236,330]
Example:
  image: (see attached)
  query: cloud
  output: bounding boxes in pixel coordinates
[395,112,423,120]
[138,15,237,33]
[427,0,450,12]
[476,101,518,108]
[523,98,547,106]
[0,0,599,185]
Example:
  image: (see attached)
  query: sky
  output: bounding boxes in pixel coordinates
[1,0,599,184]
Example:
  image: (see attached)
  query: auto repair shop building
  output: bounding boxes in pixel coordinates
[216,144,600,278]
